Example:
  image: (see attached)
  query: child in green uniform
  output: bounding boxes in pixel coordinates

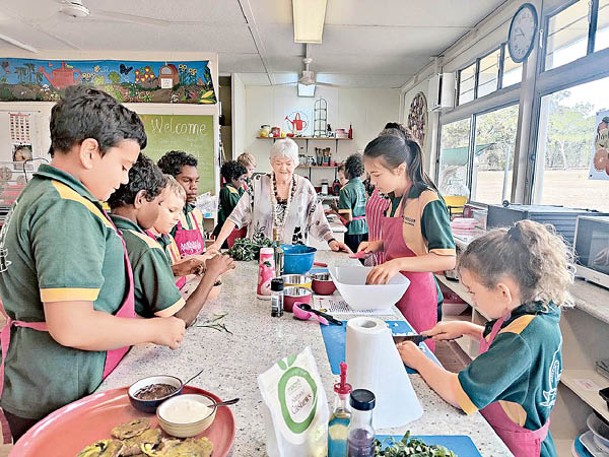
[337,154,368,254]
[157,151,207,257]
[397,220,573,457]
[108,155,235,327]
[213,160,247,246]
[0,86,185,441]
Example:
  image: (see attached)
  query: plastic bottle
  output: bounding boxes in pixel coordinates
[270,278,284,317]
[256,247,275,300]
[347,389,376,457]
[272,227,284,277]
[328,362,352,457]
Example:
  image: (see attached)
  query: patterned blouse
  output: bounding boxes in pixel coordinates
[227,173,334,245]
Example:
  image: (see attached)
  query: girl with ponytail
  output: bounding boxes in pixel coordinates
[397,220,574,457]
[359,135,456,347]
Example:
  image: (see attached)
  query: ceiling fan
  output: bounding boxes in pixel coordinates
[275,56,337,88]
[57,0,171,26]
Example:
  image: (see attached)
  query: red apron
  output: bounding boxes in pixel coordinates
[145,231,186,290]
[0,218,135,396]
[226,227,247,248]
[174,212,205,257]
[479,316,550,456]
[382,197,437,351]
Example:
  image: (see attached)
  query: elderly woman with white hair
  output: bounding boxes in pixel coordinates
[209,139,350,252]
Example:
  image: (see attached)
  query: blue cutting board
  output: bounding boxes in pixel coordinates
[376,435,482,456]
[320,320,439,375]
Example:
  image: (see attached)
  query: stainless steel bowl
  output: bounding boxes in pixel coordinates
[281,274,312,289]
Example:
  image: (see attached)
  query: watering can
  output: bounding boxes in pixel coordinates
[285,113,308,134]
[38,62,82,89]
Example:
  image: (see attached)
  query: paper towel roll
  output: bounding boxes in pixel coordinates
[345,317,423,428]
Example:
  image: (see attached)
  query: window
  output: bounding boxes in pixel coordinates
[502,49,523,87]
[471,105,519,204]
[596,0,609,51]
[534,77,609,212]
[545,1,590,70]
[458,63,476,105]
[478,49,501,97]
[438,119,472,198]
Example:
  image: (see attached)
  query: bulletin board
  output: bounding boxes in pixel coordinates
[139,114,215,194]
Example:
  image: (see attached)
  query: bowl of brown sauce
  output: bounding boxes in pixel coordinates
[128,375,183,413]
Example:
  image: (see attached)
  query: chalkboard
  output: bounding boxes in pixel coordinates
[139,114,215,194]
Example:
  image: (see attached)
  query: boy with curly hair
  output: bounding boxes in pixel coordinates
[213,160,248,247]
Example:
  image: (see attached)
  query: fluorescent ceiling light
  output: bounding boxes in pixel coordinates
[298,83,316,97]
[292,0,327,44]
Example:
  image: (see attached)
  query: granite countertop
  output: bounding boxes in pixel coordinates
[100,251,512,456]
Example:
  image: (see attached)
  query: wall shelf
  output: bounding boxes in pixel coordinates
[256,136,351,140]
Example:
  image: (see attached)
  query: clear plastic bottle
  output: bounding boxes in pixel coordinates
[328,362,352,457]
[272,227,284,277]
[346,389,376,457]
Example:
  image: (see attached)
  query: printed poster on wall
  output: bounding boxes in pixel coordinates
[590,110,609,181]
[0,58,216,104]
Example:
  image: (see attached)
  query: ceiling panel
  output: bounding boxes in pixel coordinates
[325,0,506,27]
[307,54,431,75]
[218,53,266,74]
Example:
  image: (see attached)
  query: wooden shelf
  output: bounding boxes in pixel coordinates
[297,165,338,169]
[560,369,609,422]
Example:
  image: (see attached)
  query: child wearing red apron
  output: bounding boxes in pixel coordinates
[397,220,573,457]
[157,151,207,256]
[359,136,456,349]
[336,155,369,255]
[0,87,185,442]
[109,157,235,328]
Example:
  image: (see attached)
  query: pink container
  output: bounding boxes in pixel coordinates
[257,248,275,299]
[283,287,312,312]
[311,273,336,295]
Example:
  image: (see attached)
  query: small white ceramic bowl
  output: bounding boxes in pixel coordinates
[157,393,217,438]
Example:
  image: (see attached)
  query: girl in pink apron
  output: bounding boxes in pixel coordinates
[359,135,456,349]
[396,220,574,457]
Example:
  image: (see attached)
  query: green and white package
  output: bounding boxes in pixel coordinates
[258,346,329,457]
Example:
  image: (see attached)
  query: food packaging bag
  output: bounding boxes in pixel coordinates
[345,317,423,428]
[258,346,329,457]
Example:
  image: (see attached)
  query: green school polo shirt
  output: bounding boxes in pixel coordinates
[217,184,243,228]
[0,164,127,420]
[338,178,368,236]
[456,302,562,457]
[110,215,185,319]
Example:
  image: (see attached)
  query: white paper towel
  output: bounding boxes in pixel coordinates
[345,317,423,429]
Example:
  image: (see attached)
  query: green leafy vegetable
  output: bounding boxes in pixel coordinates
[374,431,458,457]
[226,234,273,261]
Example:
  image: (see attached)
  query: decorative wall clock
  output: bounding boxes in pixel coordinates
[407,92,427,147]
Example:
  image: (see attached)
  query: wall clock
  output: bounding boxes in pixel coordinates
[508,3,538,63]
[407,92,427,147]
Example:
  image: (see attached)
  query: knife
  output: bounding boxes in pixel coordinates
[393,334,430,345]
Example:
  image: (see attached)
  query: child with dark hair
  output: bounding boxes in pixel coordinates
[157,150,206,257]
[398,220,573,457]
[0,86,185,441]
[336,154,368,254]
[213,160,248,247]
[359,135,456,348]
[109,155,235,327]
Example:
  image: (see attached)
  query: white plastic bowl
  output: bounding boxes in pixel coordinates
[587,413,609,451]
[328,266,410,311]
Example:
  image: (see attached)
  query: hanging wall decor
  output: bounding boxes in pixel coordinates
[0,58,216,104]
[407,92,427,147]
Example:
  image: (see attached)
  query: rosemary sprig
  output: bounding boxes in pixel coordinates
[194,312,233,335]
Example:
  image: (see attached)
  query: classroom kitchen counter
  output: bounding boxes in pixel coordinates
[99,251,512,456]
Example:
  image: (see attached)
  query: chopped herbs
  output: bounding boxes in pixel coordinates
[374,432,458,457]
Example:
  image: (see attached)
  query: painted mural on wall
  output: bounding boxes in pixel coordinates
[0,58,216,104]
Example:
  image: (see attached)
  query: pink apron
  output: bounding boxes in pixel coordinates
[174,212,205,257]
[479,316,550,456]
[0,217,136,396]
[382,197,437,351]
[145,230,186,290]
